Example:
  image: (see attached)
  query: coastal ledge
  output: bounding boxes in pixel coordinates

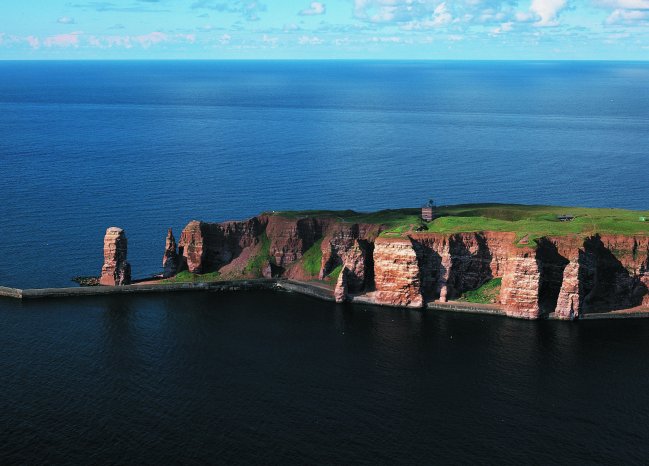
[1,279,278,300]
[0,279,334,302]
[3,279,649,320]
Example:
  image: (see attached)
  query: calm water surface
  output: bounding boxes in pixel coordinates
[1,291,649,464]
[0,61,648,287]
[1,61,649,463]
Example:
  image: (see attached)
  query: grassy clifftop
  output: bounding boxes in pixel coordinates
[270,204,649,240]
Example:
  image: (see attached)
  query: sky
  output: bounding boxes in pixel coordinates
[0,0,648,60]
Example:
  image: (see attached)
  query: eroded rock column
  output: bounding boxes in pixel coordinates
[373,237,423,308]
[162,228,178,278]
[554,261,580,319]
[500,248,541,319]
[100,227,131,286]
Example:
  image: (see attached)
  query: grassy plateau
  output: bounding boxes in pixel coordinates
[271,204,649,244]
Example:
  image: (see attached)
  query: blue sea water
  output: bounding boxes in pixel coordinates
[1,61,648,288]
[2,62,649,464]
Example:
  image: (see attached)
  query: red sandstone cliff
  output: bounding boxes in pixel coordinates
[162,228,178,278]
[499,248,542,319]
[373,237,424,308]
[100,227,131,286]
[178,217,265,274]
[170,214,648,319]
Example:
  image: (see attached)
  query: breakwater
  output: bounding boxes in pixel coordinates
[3,279,649,320]
[0,279,336,302]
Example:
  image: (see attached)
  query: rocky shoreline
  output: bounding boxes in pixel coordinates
[6,205,649,321]
[2,278,649,320]
[146,212,648,320]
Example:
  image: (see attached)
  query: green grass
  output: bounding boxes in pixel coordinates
[326,264,343,284]
[459,278,502,304]
[270,204,649,242]
[162,270,221,283]
[243,232,271,276]
[301,239,324,276]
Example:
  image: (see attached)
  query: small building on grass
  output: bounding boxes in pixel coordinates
[422,199,436,222]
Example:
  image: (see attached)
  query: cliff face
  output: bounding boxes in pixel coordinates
[178,217,265,274]
[373,237,424,308]
[100,227,131,286]
[264,216,338,269]
[410,232,514,302]
[172,214,648,319]
[499,249,542,319]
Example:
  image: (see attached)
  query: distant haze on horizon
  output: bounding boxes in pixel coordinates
[1,0,648,60]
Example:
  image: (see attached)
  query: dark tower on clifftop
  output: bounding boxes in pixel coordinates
[421,199,436,222]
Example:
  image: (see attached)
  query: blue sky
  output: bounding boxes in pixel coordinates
[1,0,648,59]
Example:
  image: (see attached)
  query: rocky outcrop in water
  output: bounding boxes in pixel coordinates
[334,267,349,303]
[100,227,131,286]
[162,228,178,278]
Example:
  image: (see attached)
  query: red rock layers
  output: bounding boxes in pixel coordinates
[178,218,264,274]
[499,249,542,319]
[100,227,131,286]
[373,237,423,308]
[162,228,178,278]
[410,231,515,303]
[169,213,648,319]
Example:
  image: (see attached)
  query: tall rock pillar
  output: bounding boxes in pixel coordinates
[100,227,132,286]
[162,228,178,278]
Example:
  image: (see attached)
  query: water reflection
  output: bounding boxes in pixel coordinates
[3,291,649,464]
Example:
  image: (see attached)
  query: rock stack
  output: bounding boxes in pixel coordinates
[162,228,178,278]
[100,227,131,286]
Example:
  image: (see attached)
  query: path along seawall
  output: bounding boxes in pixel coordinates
[2,279,649,320]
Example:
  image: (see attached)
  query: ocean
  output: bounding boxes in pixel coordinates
[0,61,648,288]
[1,61,649,464]
[2,291,649,464]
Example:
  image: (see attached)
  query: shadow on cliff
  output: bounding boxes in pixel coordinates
[411,233,494,301]
[578,235,647,313]
[536,238,569,316]
[447,234,493,299]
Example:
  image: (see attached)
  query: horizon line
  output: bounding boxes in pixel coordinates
[1,58,649,63]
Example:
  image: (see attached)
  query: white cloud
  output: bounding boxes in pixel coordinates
[370,36,401,42]
[26,35,41,49]
[530,0,567,26]
[262,34,278,45]
[597,0,649,8]
[298,35,324,44]
[491,21,514,34]
[596,0,649,24]
[606,8,649,23]
[44,32,82,48]
[57,16,76,25]
[299,2,326,16]
[431,2,453,26]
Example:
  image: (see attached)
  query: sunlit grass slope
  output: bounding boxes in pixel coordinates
[271,204,649,241]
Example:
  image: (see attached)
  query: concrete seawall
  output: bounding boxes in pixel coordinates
[277,281,335,302]
[427,301,507,316]
[0,286,22,299]
[0,279,336,302]
[2,279,278,301]
[2,279,648,320]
